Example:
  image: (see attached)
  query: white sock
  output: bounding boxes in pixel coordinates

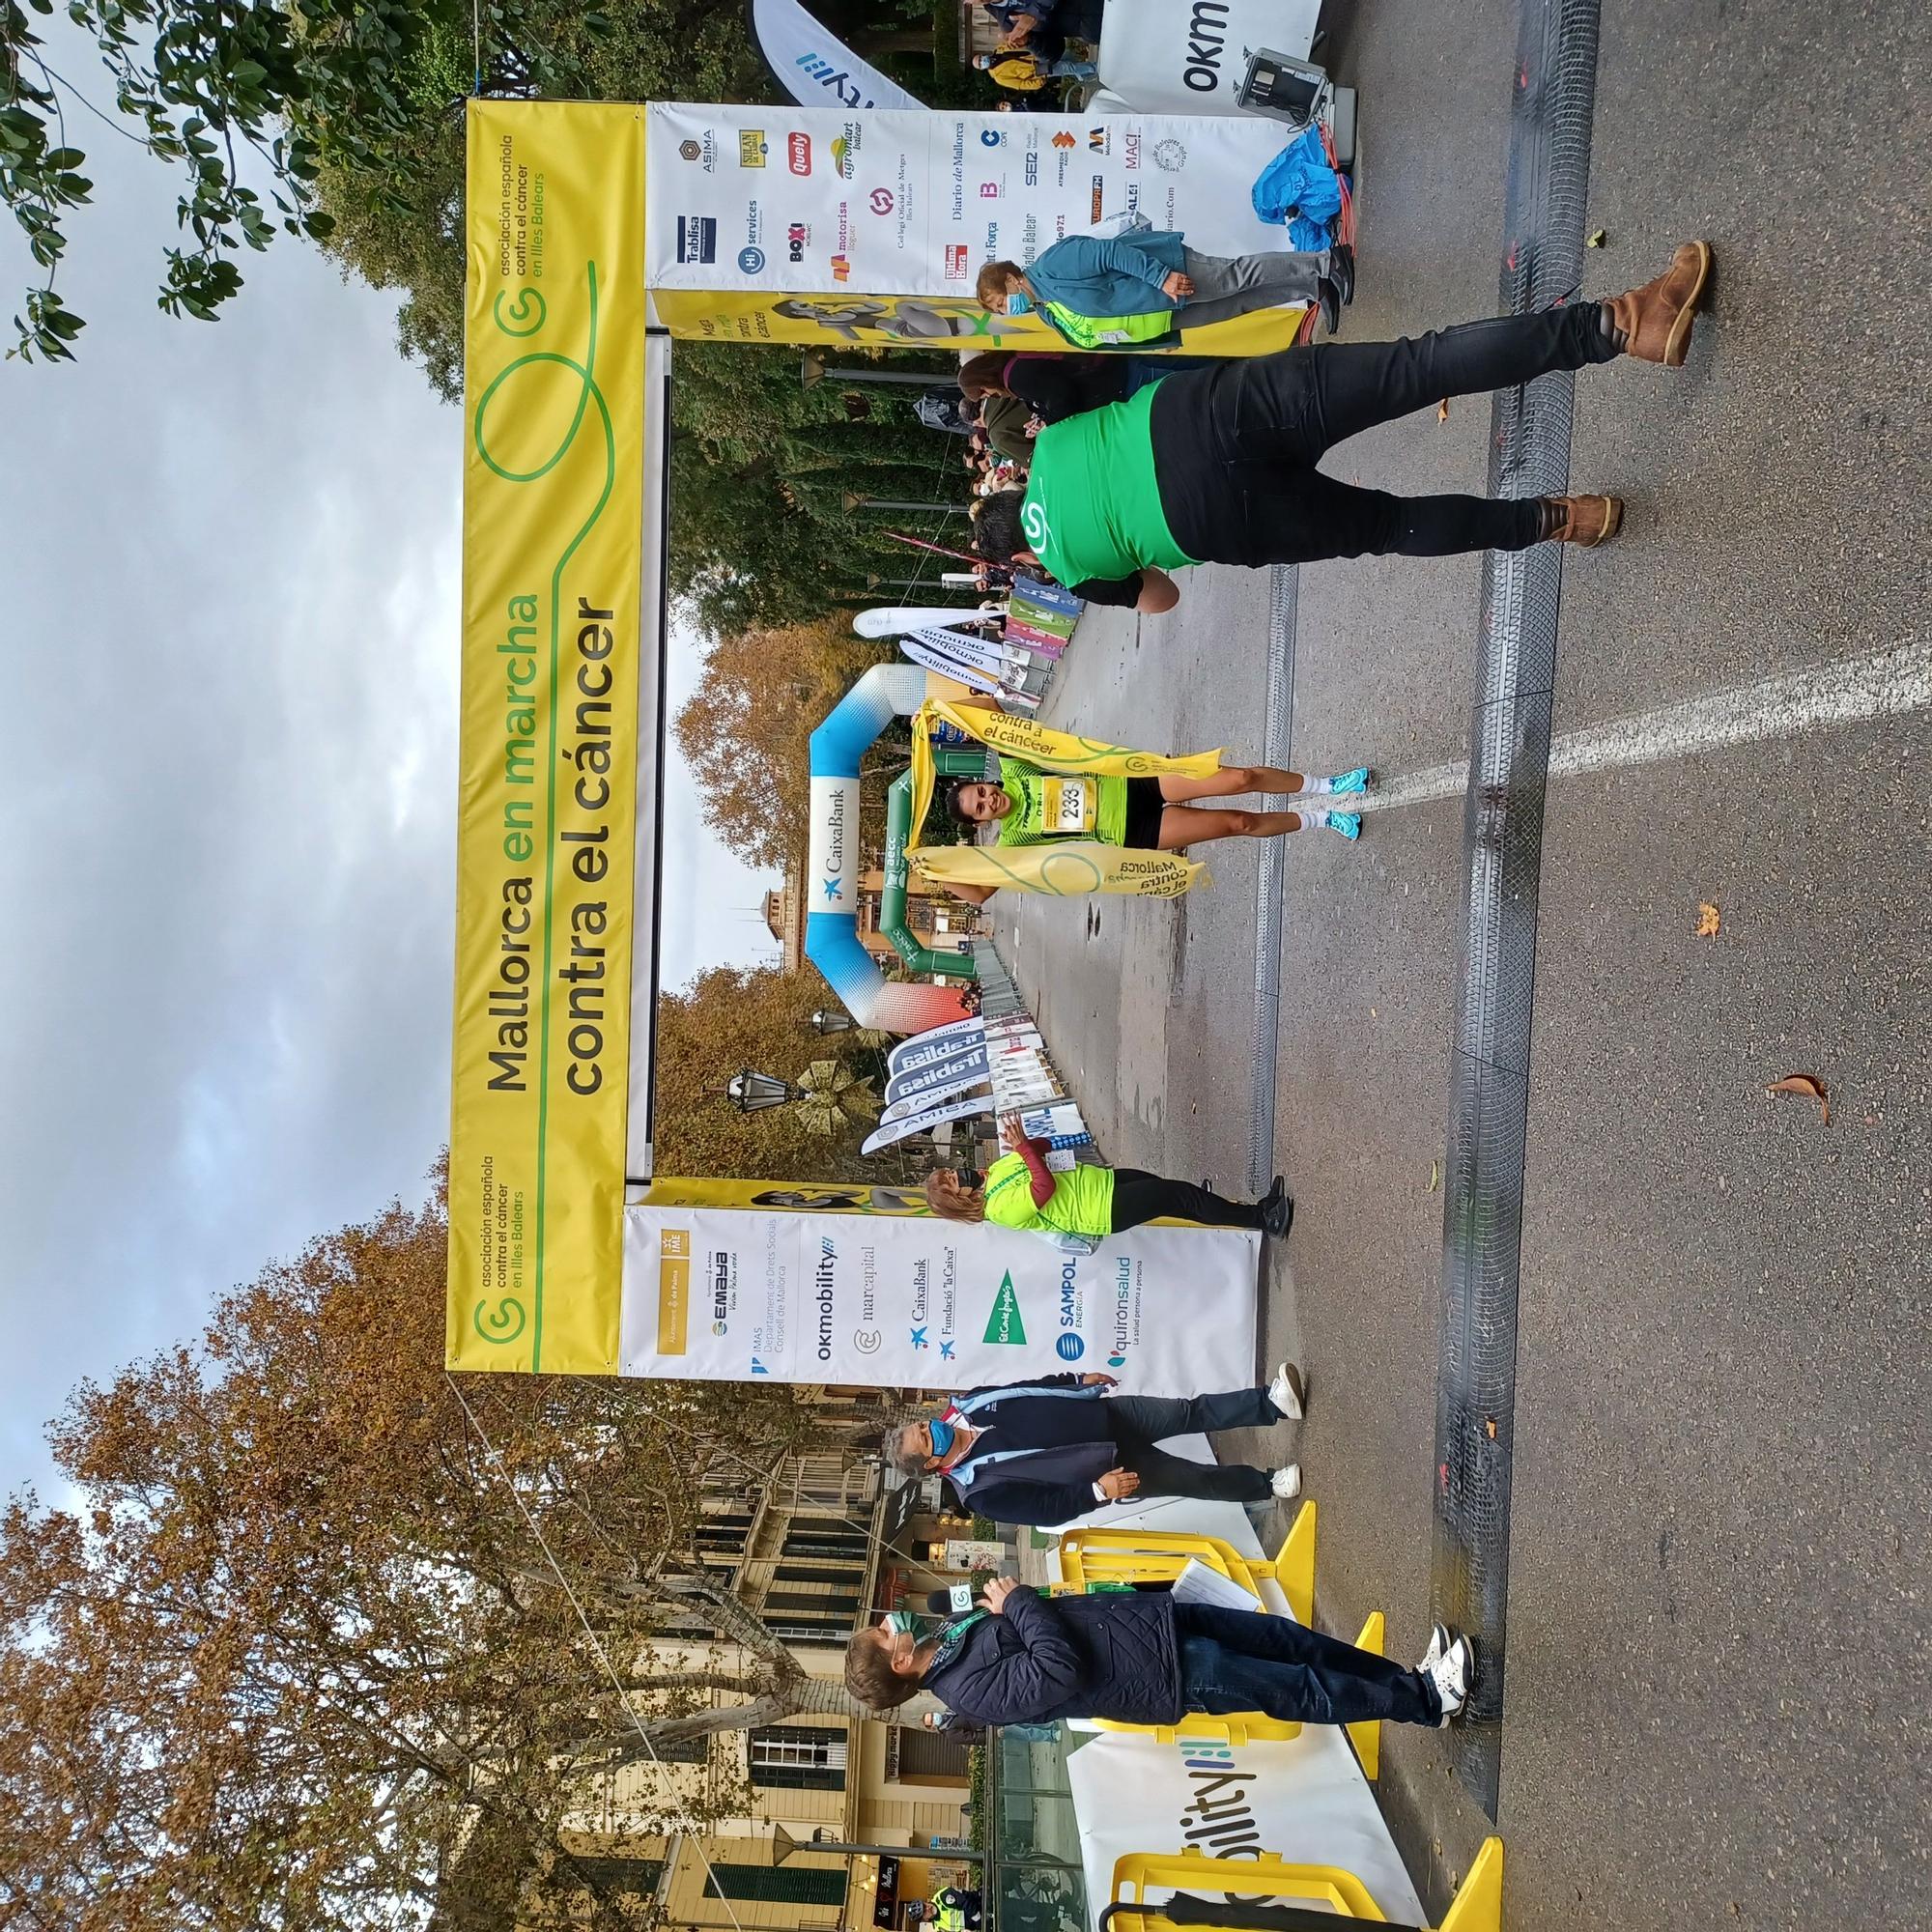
[1302,774,1334,794]
[1296,807,1332,830]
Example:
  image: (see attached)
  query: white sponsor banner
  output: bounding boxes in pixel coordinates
[807,774,858,914]
[749,0,926,113]
[863,1092,997,1151]
[645,103,1297,296]
[886,1045,988,1108]
[620,1205,1257,1391]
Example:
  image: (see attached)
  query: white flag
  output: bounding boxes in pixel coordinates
[750,0,927,112]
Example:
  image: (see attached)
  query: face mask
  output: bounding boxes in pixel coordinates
[927,1417,956,1459]
[1004,289,1033,316]
[883,1610,924,1639]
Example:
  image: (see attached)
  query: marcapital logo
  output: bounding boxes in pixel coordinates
[788,132,812,175]
[983,1272,1027,1346]
[853,1328,881,1354]
[1056,1332,1086,1361]
[868,187,895,215]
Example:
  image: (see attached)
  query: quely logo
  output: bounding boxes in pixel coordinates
[788,132,812,175]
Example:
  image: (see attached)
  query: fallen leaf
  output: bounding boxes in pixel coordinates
[1586,227,1607,248]
[1428,1159,1441,1193]
[1766,1074,1831,1125]
[1436,398,1450,422]
[1484,1416,1497,1440]
[1695,901,1721,937]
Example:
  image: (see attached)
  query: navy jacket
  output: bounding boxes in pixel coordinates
[923,1585,1183,1726]
[939,1376,1122,1526]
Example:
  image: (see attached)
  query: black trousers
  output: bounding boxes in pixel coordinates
[1173,1602,1441,1726]
[1153,302,1620,565]
[1110,1169,1262,1233]
[1106,1387,1281,1503]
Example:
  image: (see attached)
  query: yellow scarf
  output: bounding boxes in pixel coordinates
[907,699,1224,896]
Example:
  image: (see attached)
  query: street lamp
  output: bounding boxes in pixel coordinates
[723,1067,798,1113]
[803,352,948,389]
[774,1825,983,1868]
[842,492,969,517]
[810,1008,855,1035]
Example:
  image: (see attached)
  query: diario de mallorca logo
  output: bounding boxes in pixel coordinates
[983,1272,1027,1345]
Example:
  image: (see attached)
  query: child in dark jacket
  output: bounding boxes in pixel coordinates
[845,1577,1474,1731]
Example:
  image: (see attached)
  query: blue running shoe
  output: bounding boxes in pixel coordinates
[1328,766,1372,795]
[1328,811,1361,841]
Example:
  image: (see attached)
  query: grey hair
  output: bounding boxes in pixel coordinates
[883,1421,929,1477]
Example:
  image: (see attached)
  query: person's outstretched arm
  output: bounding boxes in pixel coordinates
[1002,1115,1056,1207]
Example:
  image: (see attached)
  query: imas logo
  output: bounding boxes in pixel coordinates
[1056,1333,1086,1362]
[983,1272,1027,1345]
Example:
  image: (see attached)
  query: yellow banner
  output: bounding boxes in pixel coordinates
[447,101,646,1375]
[639,1178,933,1215]
[651,287,1300,357]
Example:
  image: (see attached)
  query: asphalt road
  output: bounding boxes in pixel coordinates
[999,0,1930,1922]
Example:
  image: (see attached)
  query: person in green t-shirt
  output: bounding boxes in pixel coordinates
[969,242,1715,610]
[923,1115,1293,1239]
[934,743,1372,904]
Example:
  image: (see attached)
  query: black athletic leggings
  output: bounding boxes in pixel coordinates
[1153,301,1620,565]
[1110,1169,1261,1232]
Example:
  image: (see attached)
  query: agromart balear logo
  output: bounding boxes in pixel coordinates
[983,1272,1027,1345]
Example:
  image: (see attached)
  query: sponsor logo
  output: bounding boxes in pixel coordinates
[983,1271,1028,1346]
[832,127,860,178]
[813,1237,836,1364]
[679,139,700,160]
[1024,153,1039,185]
[1056,1332,1086,1361]
[712,1320,727,1337]
[832,253,852,281]
[750,1355,769,1375]
[677,131,718,171]
[945,243,971,280]
[821,875,841,901]
[795,51,867,109]
[1087,126,1112,154]
[739,129,768,167]
[1154,137,1188,171]
[980,128,1006,148]
[909,1325,929,1350]
[676,215,718,265]
[979,180,1001,200]
[737,245,766,272]
[1108,1352,1128,1368]
[788,131,812,175]
[1021,498,1050,550]
[787,221,810,264]
[1090,178,1105,222]
[853,1328,882,1354]
[1123,132,1142,170]
[1184,0,1233,92]
[940,1339,956,1360]
[1051,131,1076,150]
[869,186,895,215]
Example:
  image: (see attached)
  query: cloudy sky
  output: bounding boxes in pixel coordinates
[1,48,775,1495]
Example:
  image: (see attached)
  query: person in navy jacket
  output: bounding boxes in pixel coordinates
[975,230,1353,339]
[884,1368,1307,1527]
[844,1577,1474,1732]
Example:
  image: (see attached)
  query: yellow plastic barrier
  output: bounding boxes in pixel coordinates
[1106,1837,1505,1932]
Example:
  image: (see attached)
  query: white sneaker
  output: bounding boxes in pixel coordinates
[1267,1360,1306,1421]
[1424,1633,1474,1725]
[1270,1463,1302,1500]
[1417,1620,1452,1673]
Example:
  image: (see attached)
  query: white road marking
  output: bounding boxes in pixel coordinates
[1356,639,1932,813]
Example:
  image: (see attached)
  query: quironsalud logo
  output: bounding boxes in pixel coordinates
[1055,1332,1085,1361]
[983,1273,1027,1345]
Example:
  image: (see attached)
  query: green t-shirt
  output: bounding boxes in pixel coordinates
[982,1151,1117,1237]
[994,754,1127,847]
[1019,384,1199,591]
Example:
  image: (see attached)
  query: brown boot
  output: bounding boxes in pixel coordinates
[1541,495,1624,546]
[1605,241,1712,366]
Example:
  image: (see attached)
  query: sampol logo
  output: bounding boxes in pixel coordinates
[739,129,768,167]
[788,131,812,175]
[944,244,970,280]
[1056,1332,1086,1361]
[868,186,895,215]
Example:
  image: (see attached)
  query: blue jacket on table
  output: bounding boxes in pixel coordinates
[923,1583,1183,1726]
[937,1374,1125,1527]
[1024,232,1191,318]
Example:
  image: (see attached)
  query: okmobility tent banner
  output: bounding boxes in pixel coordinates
[644,102,1312,354]
[446,100,1259,1387]
[746,0,926,114]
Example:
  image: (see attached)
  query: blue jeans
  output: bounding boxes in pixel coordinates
[1174,1602,1442,1727]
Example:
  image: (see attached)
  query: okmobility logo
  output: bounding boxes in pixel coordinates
[814,1236,837,1363]
[1174,1739,1266,1859]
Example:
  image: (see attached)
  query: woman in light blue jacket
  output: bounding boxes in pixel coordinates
[976,229,1351,339]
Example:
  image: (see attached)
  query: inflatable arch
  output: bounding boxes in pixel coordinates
[806,665,978,1033]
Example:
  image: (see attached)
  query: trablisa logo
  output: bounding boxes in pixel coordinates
[788,132,812,175]
[944,244,970,281]
[676,215,718,265]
